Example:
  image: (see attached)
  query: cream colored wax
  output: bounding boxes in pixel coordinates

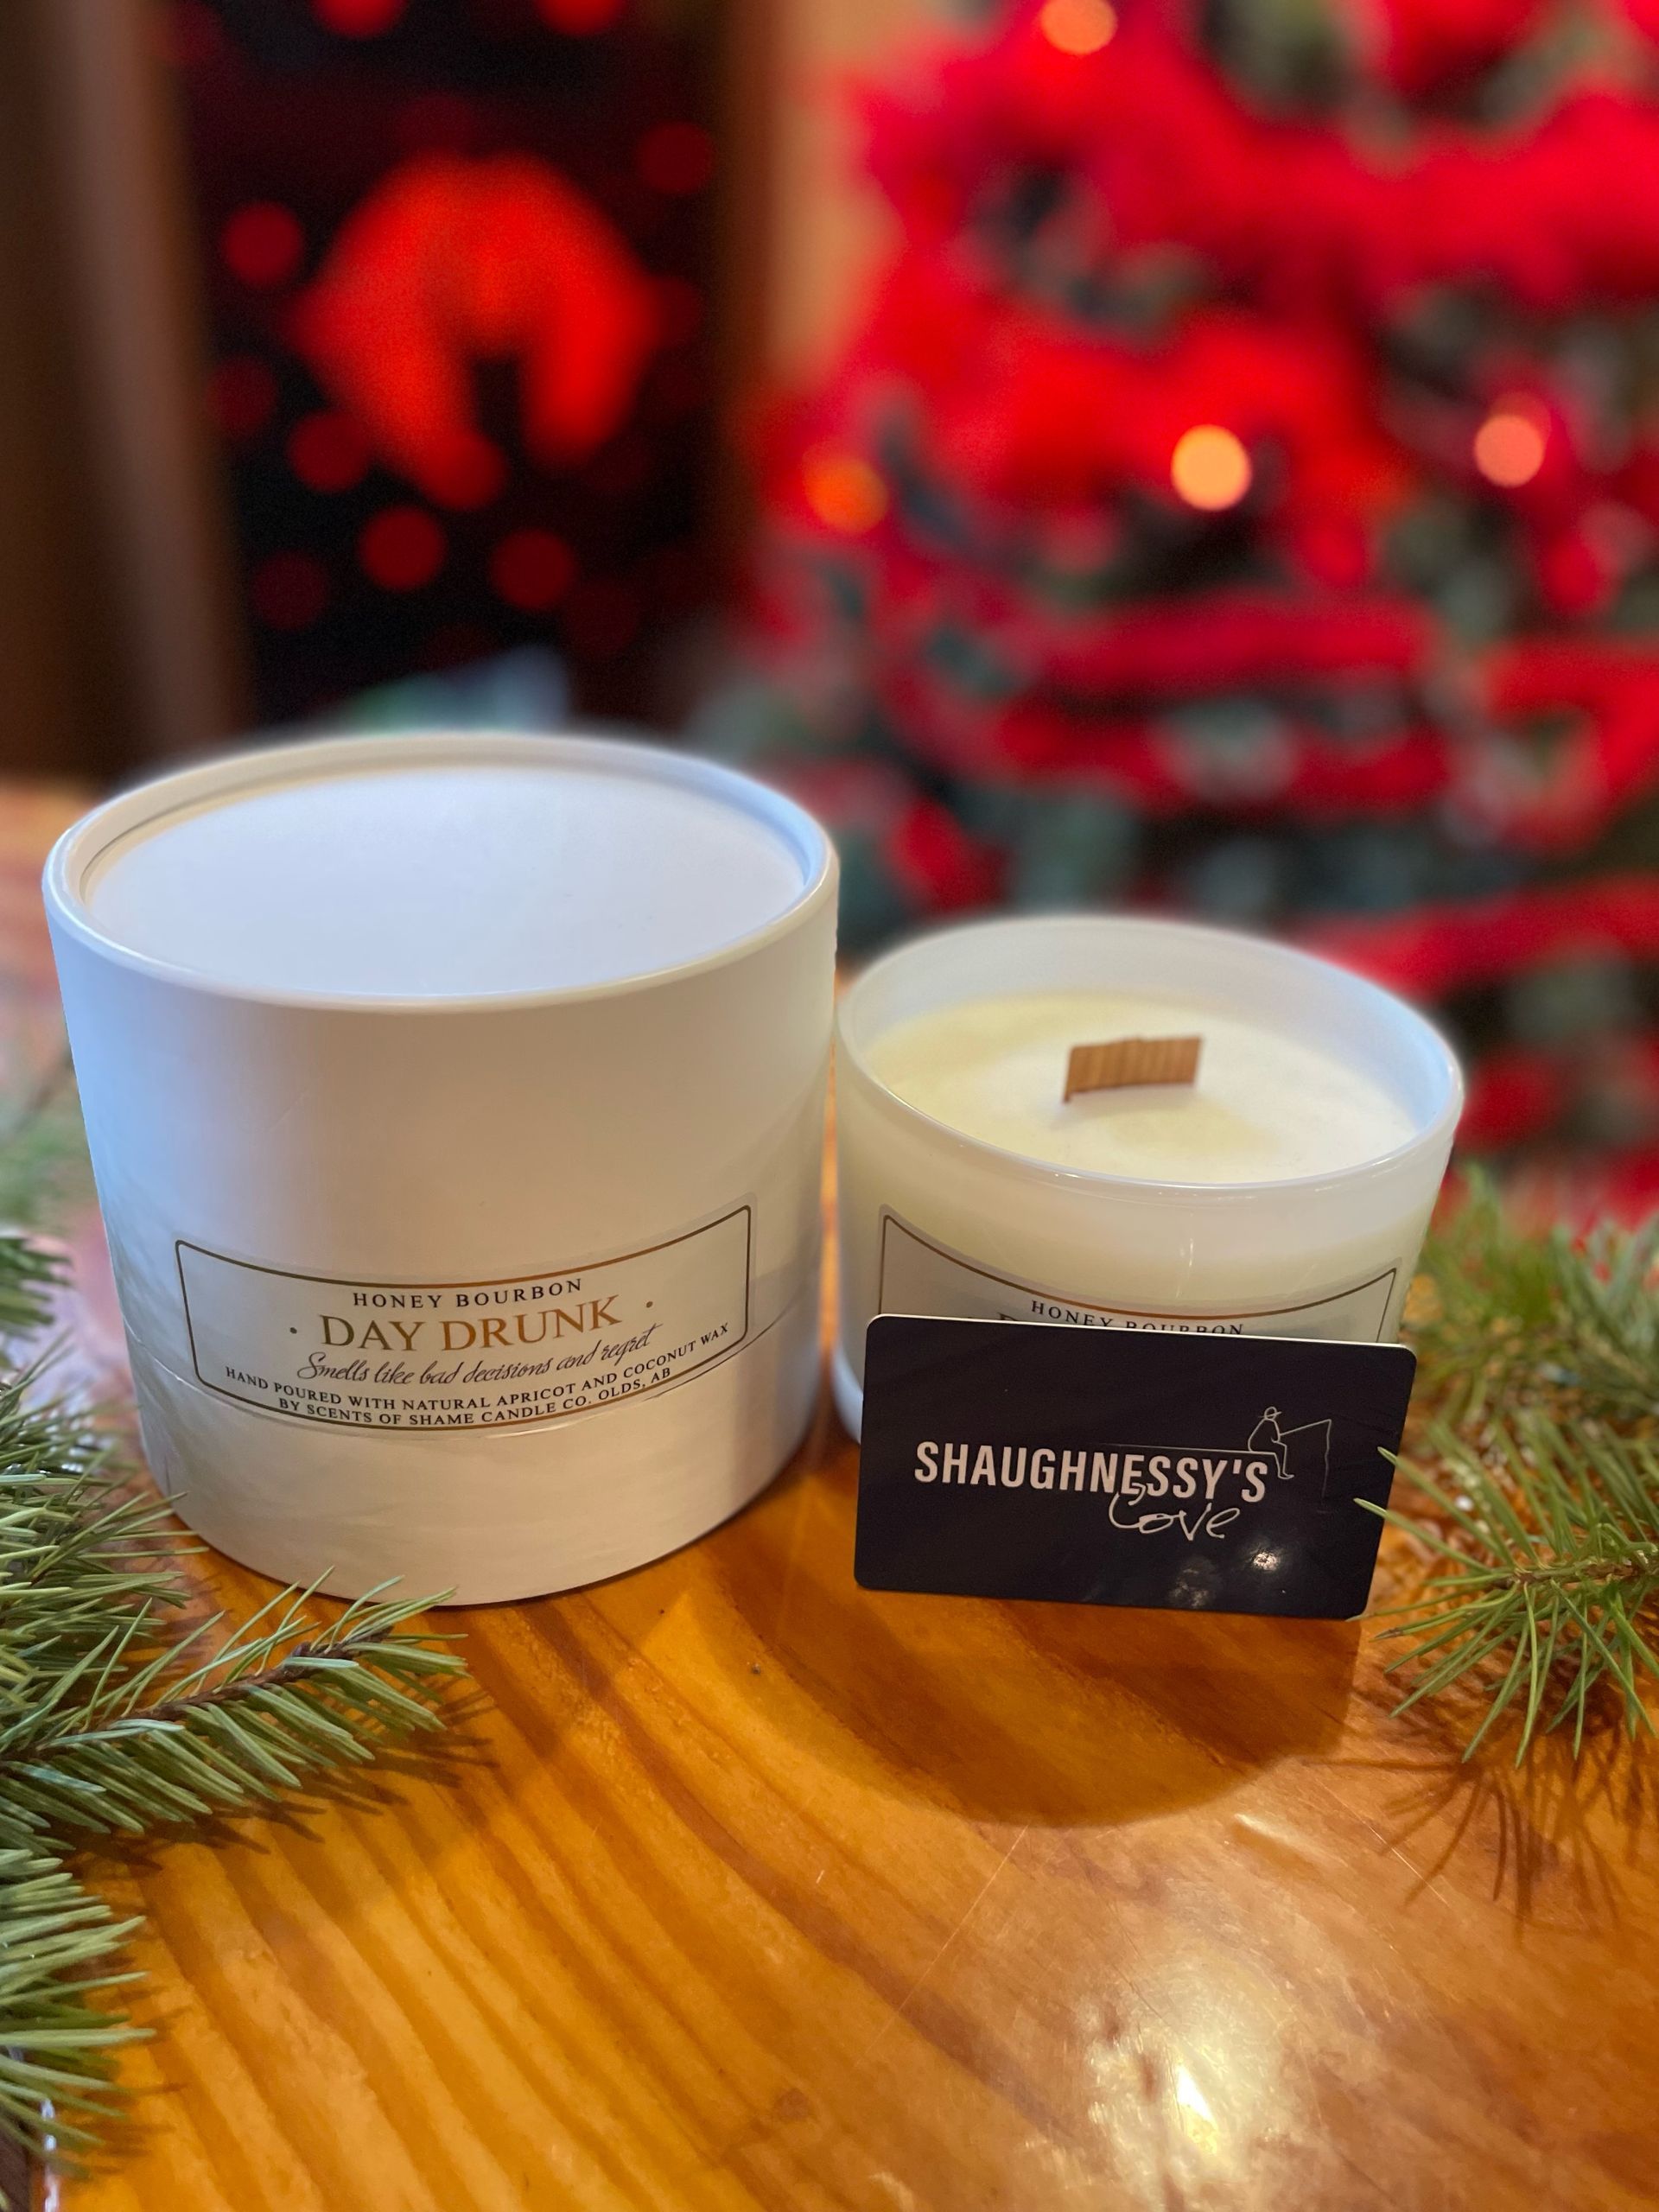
[868,990,1415,1186]
[833,916,1462,1436]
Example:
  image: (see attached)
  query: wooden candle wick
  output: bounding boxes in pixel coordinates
[1065,1034,1203,1102]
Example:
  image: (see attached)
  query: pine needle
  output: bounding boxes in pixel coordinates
[1377,1176,1659,1762]
[0,1211,469,2199]
[0,1056,88,1236]
[1409,1171,1659,1433]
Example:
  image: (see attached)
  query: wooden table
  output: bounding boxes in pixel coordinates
[4,788,1656,2212]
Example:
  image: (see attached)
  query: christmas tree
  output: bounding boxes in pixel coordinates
[715,0,1659,1205]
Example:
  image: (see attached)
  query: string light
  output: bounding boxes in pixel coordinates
[359,506,446,591]
[219,203,303,289]
[1039,0,1117,54]
[1170,425,1253,511]
[1473,399,1548,488]
[802,447,889,534]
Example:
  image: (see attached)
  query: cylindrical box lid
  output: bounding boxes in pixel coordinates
[48,728,832,1006]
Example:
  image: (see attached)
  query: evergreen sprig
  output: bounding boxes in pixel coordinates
[0,1053,87,1238]
[1407,1173,1659,1432]
[0,1236,62,1345]
[1377,1177,1659,1761]
[0,1220,467,2194]
[1373,1415,1659,1758]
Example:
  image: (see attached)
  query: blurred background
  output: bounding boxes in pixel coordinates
[4,0,1659,1211]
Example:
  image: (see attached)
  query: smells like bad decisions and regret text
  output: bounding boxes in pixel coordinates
[175,1209,751,1431]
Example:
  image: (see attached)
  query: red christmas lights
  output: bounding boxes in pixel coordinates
[737,0,1659,1185]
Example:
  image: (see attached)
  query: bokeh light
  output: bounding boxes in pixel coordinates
[1474,402,1548,488]
[1171,424,1253,511]
[359,507,446,591]
[1039,0,1117,56]
[802,447,889,534]
[219,203,304,289]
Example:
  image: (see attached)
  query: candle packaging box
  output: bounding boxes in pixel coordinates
[836,913,1462,1437]
[45,731,837,1603]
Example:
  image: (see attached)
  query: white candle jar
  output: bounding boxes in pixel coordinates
[46,730,836,1602]
[834,914,1461,1436]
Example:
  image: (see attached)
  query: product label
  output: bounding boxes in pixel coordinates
[877,1213,1398,1343]
[176,1208,752,1432]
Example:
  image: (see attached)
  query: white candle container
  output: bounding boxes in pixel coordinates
[834,913,1461,1436]
[46,729,836,1602]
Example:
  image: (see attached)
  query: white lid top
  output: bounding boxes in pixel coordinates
[61,734,827,1002]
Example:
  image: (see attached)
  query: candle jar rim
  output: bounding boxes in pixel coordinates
[836,911,1464,1207]
[44,727,838,1018]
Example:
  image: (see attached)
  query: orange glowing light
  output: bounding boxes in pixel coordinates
[1473,402,1548,488]
[1039,0,1117,54]
[1170,425,1252,511]
[802,448,889,534]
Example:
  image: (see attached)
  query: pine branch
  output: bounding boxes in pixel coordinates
[1381,1185,1659,1760]
[1410,1171,1659,1433]
[0,1848,143,2166]
[0,1240,62,1344]
[1,1582,466,1844]
[0,1057,87,1236]
[0,1222,471,2201]
[1369,1415,1659,1760]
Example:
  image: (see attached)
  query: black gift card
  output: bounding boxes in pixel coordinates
[855,1317,1416,1618]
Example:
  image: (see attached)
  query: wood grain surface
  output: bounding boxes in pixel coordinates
[3,786,1656,2212]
